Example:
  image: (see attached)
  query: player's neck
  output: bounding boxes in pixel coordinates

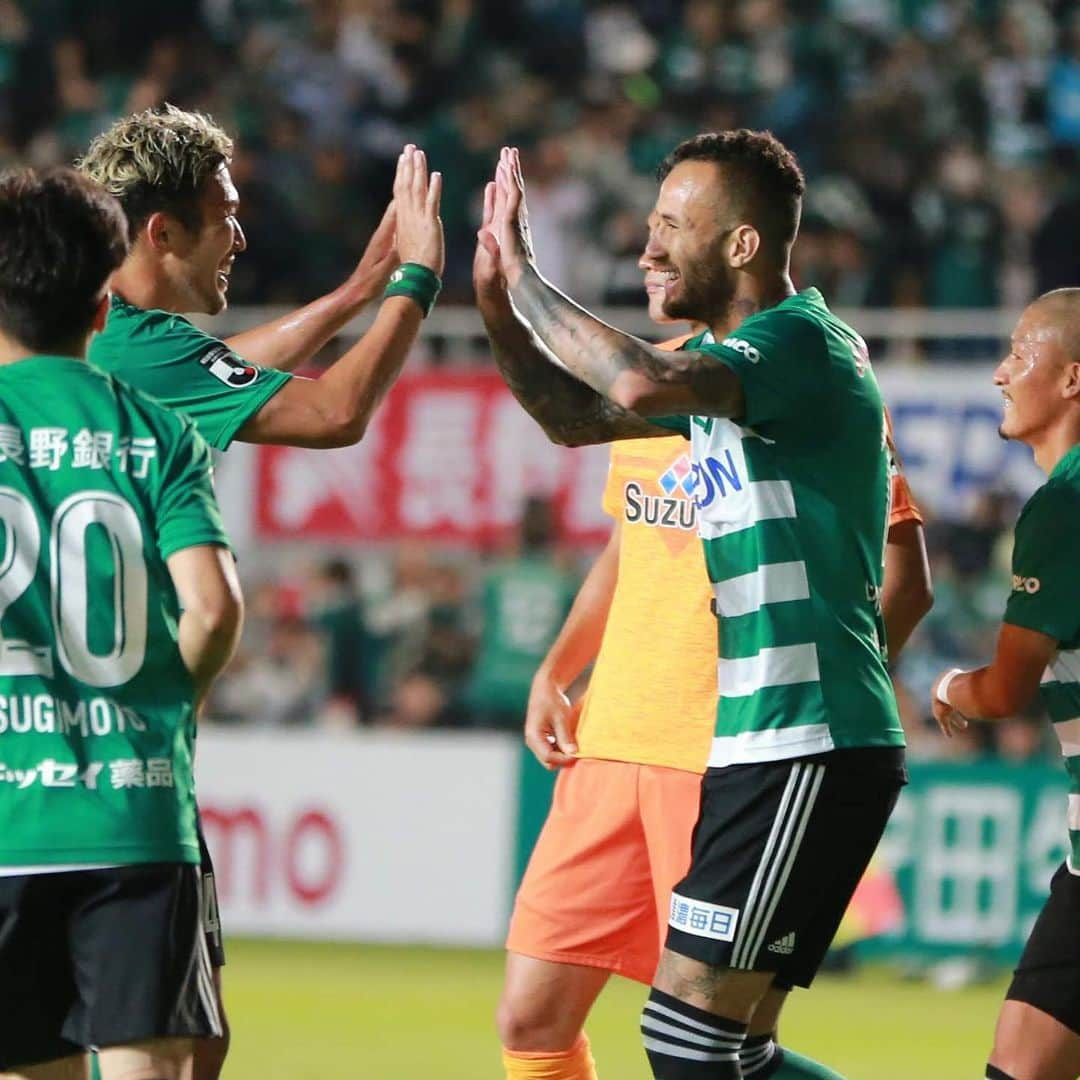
[709,273,796,336]
[1029,417,1080,474]
[110,256,186,315]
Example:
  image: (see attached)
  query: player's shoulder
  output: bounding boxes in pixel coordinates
[96,295,219,365]
[703,291,830,364]
[1019,472,1080,537]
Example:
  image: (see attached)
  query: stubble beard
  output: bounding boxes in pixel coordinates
[664,266,735,328]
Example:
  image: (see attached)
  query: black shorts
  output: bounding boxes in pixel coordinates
[198,820,225,968]
[0,863,222,1071]
[1007,861,1080,1034]
[666,746,906,989]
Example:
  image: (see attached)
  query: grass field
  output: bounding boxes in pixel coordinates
[220,939,1008,1078]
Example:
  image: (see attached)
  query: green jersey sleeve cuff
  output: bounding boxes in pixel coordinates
[158,532,234,562]
[211,367,292,450]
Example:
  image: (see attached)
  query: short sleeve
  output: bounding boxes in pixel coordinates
[154,420,231,561]
[94,308,290,451]
[696,309,829,433]
[1004,486,1080,643]
[885,409,922,527]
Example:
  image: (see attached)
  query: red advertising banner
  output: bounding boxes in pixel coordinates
[255,371,613,545]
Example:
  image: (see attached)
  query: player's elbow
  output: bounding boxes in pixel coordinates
[608,372,660,415]
[910,577,934,623]
[544,424,590,448]
[191,588,244,642]
[313,405,371,448]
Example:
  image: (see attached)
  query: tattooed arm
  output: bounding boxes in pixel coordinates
[474,181,670,446]
[508,264,744,419]
[483,305,673,446]
[488,147,745,420]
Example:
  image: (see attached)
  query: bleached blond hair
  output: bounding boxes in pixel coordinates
[77,103,233,238]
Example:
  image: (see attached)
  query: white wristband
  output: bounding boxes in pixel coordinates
[936,668,966,707]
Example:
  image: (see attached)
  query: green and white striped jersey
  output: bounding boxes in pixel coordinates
[654,288,904,766]
[1003,443,1080,872]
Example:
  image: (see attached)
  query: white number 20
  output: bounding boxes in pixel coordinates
[0,487,147,687]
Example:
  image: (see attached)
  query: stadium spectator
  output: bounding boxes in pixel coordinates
[463,498,579,731]
[0,0,1072,311]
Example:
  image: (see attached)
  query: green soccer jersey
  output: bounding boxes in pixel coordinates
[654,288,903,766]
[1003,444,1080,873]
[0,356,229,866]
[88,295,291,449]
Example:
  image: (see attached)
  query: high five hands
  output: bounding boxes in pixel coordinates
[475,147,536,293]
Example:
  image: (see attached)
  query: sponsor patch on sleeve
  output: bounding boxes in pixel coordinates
[199,344,259,389]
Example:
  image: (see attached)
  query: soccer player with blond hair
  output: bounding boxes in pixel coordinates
[78,103,443,1079]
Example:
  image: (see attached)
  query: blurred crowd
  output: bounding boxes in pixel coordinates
[206,497,584,733]
[2,0,1080,308]
[1,0,1067,762]
[206,491,1055,767]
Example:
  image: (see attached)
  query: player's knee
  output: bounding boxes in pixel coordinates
[496,989,579,1052]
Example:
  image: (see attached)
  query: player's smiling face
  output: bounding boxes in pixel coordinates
[994,306,1073,444]
[176,165,246,316]
[640,160,738,325]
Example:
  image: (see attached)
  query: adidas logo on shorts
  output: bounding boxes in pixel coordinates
[767,932,796,956]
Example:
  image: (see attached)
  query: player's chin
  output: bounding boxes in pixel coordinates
[206,289,228,316]
[646,292,669,324]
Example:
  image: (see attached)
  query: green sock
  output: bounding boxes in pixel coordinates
[91,1055,101,1080]
[771,1046,846,1079]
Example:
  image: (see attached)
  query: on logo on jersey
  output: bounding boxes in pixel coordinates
[624,453,697,532]
[199,344,258,388]
[692,450,744,510]
[1012,574,1041,594]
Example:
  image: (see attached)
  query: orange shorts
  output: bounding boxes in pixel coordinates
[506,757,703,985]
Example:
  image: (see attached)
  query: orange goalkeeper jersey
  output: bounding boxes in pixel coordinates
[574,352,921,774]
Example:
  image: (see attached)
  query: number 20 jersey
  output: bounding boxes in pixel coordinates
[653,289,904,768]
[0,356,229,867]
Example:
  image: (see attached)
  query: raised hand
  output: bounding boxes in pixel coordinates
[487,146,535,287]
[393,144,444,275]
[348,199,398,301]
[474,180,511,316]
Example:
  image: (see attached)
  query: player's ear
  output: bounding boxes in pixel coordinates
[727,224,759,269]
[90,291,110,333]
[1063,360,1080,401]
[144,210,186,254]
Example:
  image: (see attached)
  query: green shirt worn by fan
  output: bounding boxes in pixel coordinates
[653,287,905,767]
[0,356,228,866]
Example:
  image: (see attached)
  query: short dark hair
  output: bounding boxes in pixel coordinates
[0,167,128,353]
[658,130,806,250]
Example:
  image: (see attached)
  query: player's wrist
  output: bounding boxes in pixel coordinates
[383,262,442,317]
[935,667,966,708]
